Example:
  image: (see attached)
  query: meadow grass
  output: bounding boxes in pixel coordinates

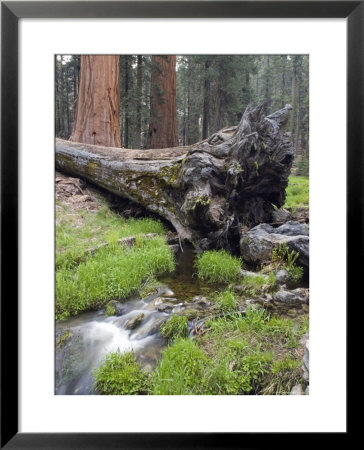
[56,204,166,269]
[195,249,242,284]
[198,307,308,394]
[56,236,175,320]
[92,351,149,395]
[160,314,189,341]
[213,290,238,313]
[152,338,210,395]
[93,307,308,395]
[284,175,309,210]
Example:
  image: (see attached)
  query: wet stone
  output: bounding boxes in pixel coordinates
[157,303,174,313]
[135,317,168,337]
[275,269,291,285]
[125,313,145,330]
[158,287,175,297]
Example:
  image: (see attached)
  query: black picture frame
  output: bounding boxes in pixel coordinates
[1,1,358,447]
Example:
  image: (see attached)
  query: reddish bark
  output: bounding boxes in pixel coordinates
[147,55,178,149]
[70,55,121,147]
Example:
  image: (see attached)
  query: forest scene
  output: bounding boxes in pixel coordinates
[55,55,309,395]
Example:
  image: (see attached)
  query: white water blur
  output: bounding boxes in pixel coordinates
[55,294,170,395]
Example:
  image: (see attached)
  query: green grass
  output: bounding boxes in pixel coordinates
[56,236,175,320]
[92,351,149,395]
[152,338,211,395]
[238,273,277,298]
[199,307,307,394]
[195,250,242,284]
[213,290,238,313]
[160,314,189,341]
[56,205,166,270]
[92,308,308,395]
[284,176,309,210]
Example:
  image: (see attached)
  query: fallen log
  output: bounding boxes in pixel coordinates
[56,103,294,252]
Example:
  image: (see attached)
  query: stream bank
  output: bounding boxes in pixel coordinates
[55,172,309,395]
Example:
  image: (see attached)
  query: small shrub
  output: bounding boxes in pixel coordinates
[214,290,237,313]
[272,243,298,268]
[287,265,304,285]
[93,351,149,395]
[160,315,189,340]
[236,352,273,393]
[271,243,303,287]
[195,250,241,284]
[152,338,210,395]
[206,361,241,395]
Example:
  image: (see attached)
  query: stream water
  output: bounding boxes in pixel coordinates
[55,245,308,394]
[55,246,208,395]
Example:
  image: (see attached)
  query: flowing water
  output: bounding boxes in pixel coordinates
[55,245,308,394]
[55,246,210,395]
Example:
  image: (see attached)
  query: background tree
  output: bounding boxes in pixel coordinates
[70,55,121,147]
[147,55,178,149]
[56,54,309,170]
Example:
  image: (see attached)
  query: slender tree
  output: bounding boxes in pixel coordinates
[202,58,211,139]
[123,56,131,148]
[147,55,178,149]
[70,55,121,147]
[136,55,143,148]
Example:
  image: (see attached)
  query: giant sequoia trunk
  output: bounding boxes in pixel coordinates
[57,104,294,252]
[70,55,121,148]
[147,55,178,149]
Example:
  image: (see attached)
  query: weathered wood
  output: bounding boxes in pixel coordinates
[56,103,294,251]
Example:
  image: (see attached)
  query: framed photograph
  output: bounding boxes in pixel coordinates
[2,0,359,447]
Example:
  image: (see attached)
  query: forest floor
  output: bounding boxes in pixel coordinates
[284,176,309,210]
[55,171,309,395]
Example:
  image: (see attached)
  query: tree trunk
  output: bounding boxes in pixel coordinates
[55,58,62,136]
[290,56,298,146]
[56,104,294,252]
[202,58,211,140]
[59,57,67,138]
[70,55,121,147]
[281,55,286,108]
[123,56,130,148]
[136,55,143,149]
[147,55,178,149]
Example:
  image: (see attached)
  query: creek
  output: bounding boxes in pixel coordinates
[55,246,210,395]
[55,245,308,395]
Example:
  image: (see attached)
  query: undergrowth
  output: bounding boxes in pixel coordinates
[284,176,309,210]
[93,308,308,396]
[152,338,210,395]
[213,290,238,313]
[56,236,175,320]
[271,243,303,286]
[195,250,241,284]
[56,205,166,270]
[92,351,149,395]
[160,314,189,341]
